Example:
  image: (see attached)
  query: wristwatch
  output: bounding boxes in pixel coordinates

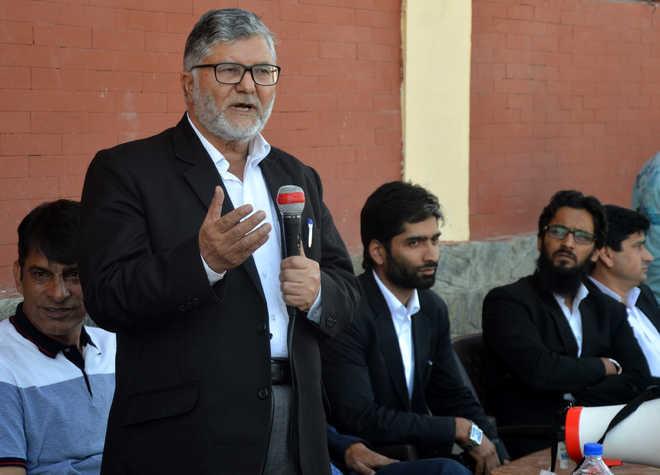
[461,423,483,451]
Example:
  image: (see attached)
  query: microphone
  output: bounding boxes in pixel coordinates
[276,185,305,258]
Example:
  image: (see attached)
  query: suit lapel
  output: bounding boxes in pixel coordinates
[173,117,265,301]
[637,286,660,332]
[361,273,410,409]
[259,153,290,259]
[534,276,579,356]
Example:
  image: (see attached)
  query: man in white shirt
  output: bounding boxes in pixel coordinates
[589,204,660,380]
[482,190,650,459]
[322,182,505,475]
[80,8,358,475]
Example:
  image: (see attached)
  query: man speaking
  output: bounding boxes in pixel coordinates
[80,9,358,475]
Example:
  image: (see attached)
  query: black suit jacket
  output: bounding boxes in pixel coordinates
[321,271,496,457]
[80,116,358,475]
[636,284,660,332]
[482,274,650,457]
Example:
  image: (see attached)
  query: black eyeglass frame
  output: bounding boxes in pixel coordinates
[189,62,281,86]
[543,224,595,245]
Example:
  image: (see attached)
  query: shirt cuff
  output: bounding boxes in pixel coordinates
[201,254,226,284]
[306,288,322,324]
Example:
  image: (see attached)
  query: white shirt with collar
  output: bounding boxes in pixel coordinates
[187,114,320,358]
[589,277,660,377]
[373,270,421,398]
[553,283,589,357]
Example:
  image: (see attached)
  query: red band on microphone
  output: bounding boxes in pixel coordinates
[277,192,305,205]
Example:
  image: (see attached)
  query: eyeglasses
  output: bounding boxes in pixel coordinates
[190,62,281,86]
[544,224,595,245]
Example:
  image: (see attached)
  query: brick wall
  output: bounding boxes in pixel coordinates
[0,0,402,292]
[470,0,660,239]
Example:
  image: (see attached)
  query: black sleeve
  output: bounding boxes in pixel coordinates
[322,304,457,454]
[482,289,606,393]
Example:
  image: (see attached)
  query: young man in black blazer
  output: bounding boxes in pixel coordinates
[482,191,650,459]
[322,182,504,475]
[589,205,659,380]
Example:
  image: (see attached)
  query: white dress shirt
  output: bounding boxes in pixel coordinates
[589,277,660,377]
[553,284,589,356]
[373,270,420,398]
[188,114,320,358]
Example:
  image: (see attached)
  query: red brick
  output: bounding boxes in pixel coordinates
[0,177,59,200]
[355,9,398,28]
[28,156,70,177]
[507,5,534,20]
[34,24,91,48]
[58,174,85,198]
[142,72,181,93]
[0,156,28,178]
[535,6,561,23]
[0,112,30,133]
[166,13,196,34]
[280,3,353,25]
[93,28,145,51]
[319,42,356,60]
[531,35,558,52]
[506,33,533,50]
[0,66,30,89]
[373,93,399,112]
[31,111,86,134]
[0,0,34,22]
[145,31,186,54]
[61,132,117,154]
[0,199,38,244]
[0,133,61,155]
[357,43,398,62]
[0,20,33,45]
[116,92,167,113]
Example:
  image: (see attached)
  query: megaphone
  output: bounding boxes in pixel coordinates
[564,399,660,467]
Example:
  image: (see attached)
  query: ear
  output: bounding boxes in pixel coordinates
[13,261,23,295]
[596,246,615,267]
[368,240,386,267]
[180,71,194,104]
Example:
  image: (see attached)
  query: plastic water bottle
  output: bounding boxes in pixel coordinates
[573,443,613,475]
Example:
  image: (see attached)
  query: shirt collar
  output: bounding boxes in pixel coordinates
[186,112,271,174]
[9,302,95,359]
[372,270,421,321]
[588,276,641,309]
[553,282,589,313]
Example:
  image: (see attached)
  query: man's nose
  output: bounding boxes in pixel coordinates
[48,277,71,301]
[642,245,654,262]
[424,242,440,261]
[235,68,257,92]
[560,231,576,248]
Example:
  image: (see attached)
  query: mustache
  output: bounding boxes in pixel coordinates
[552,249,577,261]
[417,262,438,272]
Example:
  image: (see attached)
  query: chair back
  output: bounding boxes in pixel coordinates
[452,332,489,408]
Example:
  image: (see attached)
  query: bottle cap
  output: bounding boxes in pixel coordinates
[584,442,603,456]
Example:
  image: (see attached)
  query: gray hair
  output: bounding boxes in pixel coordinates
[183,9,277,71]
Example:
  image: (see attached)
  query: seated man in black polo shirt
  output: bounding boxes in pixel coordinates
[0,200,115,474]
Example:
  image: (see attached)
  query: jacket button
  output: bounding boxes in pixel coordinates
[326,316,336,328]
[177,304,186,312]
[257,387,270,400]
[256,323,267,334]
[191,297,200,306]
